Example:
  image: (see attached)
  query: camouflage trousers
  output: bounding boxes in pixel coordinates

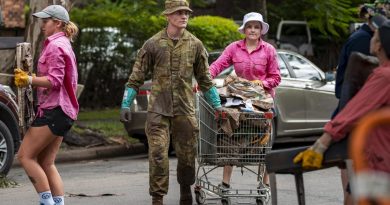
[145,112,199,197]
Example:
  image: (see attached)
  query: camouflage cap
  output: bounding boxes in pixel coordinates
[375,0,390,4]
[359,3,387,19]
[162,0,192,15]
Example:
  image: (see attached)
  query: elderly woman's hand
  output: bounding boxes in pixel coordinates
[293,133,332,169]
[251,80,263,87]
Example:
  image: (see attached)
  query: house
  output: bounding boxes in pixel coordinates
[0,0,25,30]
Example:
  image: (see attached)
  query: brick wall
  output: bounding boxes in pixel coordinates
[0,0,25,28]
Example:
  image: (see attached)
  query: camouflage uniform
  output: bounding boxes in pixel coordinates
[127,28,214,196]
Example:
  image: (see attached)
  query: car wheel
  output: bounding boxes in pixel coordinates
[0,121,14,176]
[168,139,175,156]
[132,134,149,151]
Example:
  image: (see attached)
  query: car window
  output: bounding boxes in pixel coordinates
[282,53,322,81]
[277,55,290,78]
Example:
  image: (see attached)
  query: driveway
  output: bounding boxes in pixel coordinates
[1,155,343,205]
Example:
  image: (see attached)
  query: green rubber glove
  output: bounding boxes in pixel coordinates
[204,86,222,110]
[120,86,137,122]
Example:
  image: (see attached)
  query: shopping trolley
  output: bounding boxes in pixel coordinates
[349,108,390,205]
[194,94,274,205]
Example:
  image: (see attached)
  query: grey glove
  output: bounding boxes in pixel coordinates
[120,108,131,122]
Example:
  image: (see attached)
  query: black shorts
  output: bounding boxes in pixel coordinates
[31,107,74,136]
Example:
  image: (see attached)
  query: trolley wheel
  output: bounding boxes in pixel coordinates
[256,198,265,205]
[195,189,206,204]
[257,185,271,205]
[221,198,231,205]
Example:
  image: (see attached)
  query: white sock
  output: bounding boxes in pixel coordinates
[39,191,55,205]
[53,196,64,205]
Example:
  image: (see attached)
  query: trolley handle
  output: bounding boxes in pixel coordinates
[214,110,274,120]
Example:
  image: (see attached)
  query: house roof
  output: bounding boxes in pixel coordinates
[0,0,25,28]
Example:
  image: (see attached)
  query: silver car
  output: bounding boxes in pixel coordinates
[123,50,337,146]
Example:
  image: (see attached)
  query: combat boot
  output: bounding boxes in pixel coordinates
[179,185,193,205]
[152,195,163,205]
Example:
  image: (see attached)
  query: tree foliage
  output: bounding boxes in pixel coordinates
[70,0,241,108]
[268,0,368,40]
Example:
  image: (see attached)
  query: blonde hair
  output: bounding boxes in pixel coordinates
[63,21,79,42]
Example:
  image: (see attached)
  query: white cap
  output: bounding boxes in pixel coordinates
[238,12,269,35]
[32,5,70,23]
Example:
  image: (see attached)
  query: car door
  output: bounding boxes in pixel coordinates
[282,51,337,133]
[275,52,307,136]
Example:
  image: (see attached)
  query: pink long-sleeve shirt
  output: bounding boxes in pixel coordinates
[209,39,281,96]
[324,63,390,172]
[37,32,79,120]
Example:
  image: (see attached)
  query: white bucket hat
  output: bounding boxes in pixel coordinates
[238,12,269,35]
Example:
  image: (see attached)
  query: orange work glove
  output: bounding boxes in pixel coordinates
[293,139,328,169]
[14,68,34,87]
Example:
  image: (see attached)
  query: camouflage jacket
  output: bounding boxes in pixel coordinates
[127,28,214,116]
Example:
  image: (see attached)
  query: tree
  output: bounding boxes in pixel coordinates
[268,0,367,40]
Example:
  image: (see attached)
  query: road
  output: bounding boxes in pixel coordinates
[1,154,343,205]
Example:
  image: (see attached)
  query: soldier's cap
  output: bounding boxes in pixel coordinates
[162,0,192,15]
[378,20,390,58]
[375,0,390,4]
[33,5,69,23]
[371,14,387,29]
[360,3,380,19]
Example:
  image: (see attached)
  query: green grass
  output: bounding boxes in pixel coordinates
[78,108,120,121]
[75,108,139,144]
[82,121,126,138]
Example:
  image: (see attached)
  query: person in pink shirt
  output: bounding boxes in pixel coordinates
[294,19,390,204]
[14,5,78,205]
[209,12,280,97]
[209,12,281,195]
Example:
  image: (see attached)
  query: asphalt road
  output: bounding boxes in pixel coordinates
[1,154,344,205]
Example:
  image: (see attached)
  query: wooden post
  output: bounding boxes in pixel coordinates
[15,43,34,134]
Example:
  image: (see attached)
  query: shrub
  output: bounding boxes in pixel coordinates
[188,16,243,51]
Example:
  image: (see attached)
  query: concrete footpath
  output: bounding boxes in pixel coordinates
[12,143,146,167]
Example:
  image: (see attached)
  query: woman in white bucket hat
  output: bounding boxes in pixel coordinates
[209,12,281,200]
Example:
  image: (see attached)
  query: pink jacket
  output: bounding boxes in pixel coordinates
[37,32,79,120]
[324,63,390,172]
[209,39,281,96]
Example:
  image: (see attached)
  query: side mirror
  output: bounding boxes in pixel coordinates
[325,72,335,82]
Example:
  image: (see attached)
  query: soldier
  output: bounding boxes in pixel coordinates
[119,0,221,204]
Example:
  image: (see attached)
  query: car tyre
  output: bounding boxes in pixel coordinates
[0,120,14,176]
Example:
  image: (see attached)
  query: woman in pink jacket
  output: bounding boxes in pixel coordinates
[209,12,281,195]
[14,5,78,205]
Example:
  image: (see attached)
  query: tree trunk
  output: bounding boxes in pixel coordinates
[259,0,267,21]
[25,0,49,67]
